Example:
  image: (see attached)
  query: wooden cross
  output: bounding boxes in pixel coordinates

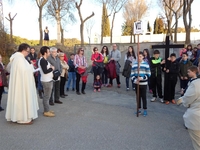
[151,35,185,101]
[152,35,184,59]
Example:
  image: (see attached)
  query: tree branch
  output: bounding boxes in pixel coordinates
[83,12,95,23]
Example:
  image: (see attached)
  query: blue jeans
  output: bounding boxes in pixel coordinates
[37,73,43,91]
[102,67,108,84]
[126,77,134,89]
[66,72,76,89]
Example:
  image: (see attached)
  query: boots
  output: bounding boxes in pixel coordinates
[39,90,43,99]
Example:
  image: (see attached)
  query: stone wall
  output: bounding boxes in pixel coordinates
[74,42,185,70]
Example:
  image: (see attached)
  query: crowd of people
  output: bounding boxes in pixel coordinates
[0,42,200,149]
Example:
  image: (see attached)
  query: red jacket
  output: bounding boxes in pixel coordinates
[106,60,117,79]
[91,53,103,66]
[77,67,88,83]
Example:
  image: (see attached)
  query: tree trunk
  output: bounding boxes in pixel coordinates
[80,23,84,46]
[56,11,61,44]
[39,8,43,46]
[167,19,173,41]
[60,24,64,45]
[174,15,178,43]
[57,19,61,44]
[185,27,190,44]
[101,22,103,44]
[10,20,13,43]
[110,12,116,44]
[130,29,133,43]
[183,0,193,44]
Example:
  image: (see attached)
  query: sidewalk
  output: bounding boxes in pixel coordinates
[0,73,192,150]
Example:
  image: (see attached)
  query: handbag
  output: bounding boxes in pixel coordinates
[94,54,104,68]
[64,71,68,80]
[53,70,61,80]
[94,61,104,68]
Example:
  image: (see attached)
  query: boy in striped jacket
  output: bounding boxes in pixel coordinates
[131,51,151,116]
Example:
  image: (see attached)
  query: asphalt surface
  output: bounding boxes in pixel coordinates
[0,73,193,150]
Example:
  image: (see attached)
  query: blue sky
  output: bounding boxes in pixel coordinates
[2,0,200,41]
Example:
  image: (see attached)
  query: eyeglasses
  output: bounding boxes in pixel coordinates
[80,49,84,51]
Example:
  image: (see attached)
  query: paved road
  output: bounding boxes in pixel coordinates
[0,74,192,150]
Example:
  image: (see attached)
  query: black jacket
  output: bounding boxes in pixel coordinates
[166,60,180,80]
[122,60,132,77]
[149,57,164,77]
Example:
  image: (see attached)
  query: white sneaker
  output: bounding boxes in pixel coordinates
[160,98,164,103]
[126,88,129,91]
[151,97,156,102]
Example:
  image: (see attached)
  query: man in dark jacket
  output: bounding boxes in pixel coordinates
[164,53,180,104]
[149,50,165,103]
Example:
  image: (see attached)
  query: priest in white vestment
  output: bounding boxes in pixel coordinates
[5,43,39,124]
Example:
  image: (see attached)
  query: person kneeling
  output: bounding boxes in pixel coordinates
[93,75,102,92]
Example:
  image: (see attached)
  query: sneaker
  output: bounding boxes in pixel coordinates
[126,88,129,91]
[132,87,135,91]
[160,98,164,103]
[72,88,75,91]
[117,84,121,88]
[150,97,156,102]
[66,88,69,91]
[82,91,86,94]
[44,110,54,114]
[143,110,147,117]
[165,101,170,105]
[135,110,141,115]
[171,100,176,104]
[94,89,96,92]
[49,110,55,114]
[98,89,101,92]
[43,111,55,117]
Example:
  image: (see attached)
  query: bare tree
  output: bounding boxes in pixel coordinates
[75,0,94,46]
[161,0,183,43]
[5,12,17,43]
[36,0,48,46]
[110,0,127,44]
[46,0,75,44]
[123,0,148,43]
[158,0,174,39]
[183,0,194,44]
[85,19,95,44]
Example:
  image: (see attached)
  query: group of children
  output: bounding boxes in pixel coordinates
[129,46,200,117]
